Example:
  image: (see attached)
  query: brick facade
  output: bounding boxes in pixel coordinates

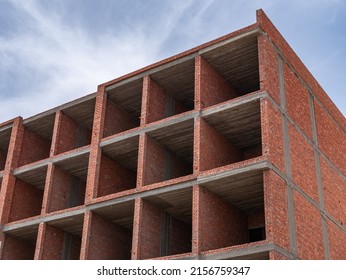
[0,9,344,260]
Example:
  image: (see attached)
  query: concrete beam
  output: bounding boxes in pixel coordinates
[13,147,90,176]
[22,93,97,126]
[197,160,269,185]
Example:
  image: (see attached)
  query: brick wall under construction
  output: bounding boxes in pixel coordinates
[0,9,345,260]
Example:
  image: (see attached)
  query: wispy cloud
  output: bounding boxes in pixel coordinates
[0,0,198,122]
[0,0,345,122]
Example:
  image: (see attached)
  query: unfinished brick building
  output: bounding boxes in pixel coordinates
[0,10,345,260]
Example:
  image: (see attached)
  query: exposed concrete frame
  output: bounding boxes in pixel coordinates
[105,28,260,93]
[278,54,297,259]
[23,92,97,126]
[198,28,260,55]
[175,242,293,260]
[200,91,267,118]
[269,162,346,234]
[197,160,269,184]
[105,54,196,92]
[3,159,269,234]
[259,28,345,135]
[12,92,267,178]
[13,147,90,176]
[266,95,346,181]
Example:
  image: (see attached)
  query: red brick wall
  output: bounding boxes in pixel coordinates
[47,166,85,212]
[169,217,191,255]
[196,186,248,252]
[321,157,346,227]
[327,220,346,259]
[1,234,35,260]
[263,170,290,252]
[195,56,238,110]
[55,113,79,154]
[261,99,285,173]
[103,99,139,138]
[143,76,167,124]
[87,212,132,260]
[269,251,289,260]
[289,124,318,202]
[137,199,162,259]
[314,100,346,175]
[39,224,65,259]
[97,154,136,197]
[257,9,345,130]
[18,128,51,166]
[198,118,242,171]
[170,152,192,179]
[8,179,43,222]
[142,136,165,186]
[284,64,312,138]
[294,191,324,259]
[258,34,280,104]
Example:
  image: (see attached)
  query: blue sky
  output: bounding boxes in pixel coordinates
[0,0,345,122]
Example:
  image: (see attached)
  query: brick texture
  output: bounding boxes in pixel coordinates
[1,234,35,260]
[86,212,132,260]
[263,170,290,252]
[284,63,312,138]
[258,34,280,104]
[327,220,346,260]
[196,186,248,252]
[47,165,86,213]
[289,124,318,202]
[321,157,346,227]
[8,179,43,222]
[198,118,242,171]
[195,56,238,110]
[18,128,51,166]
[136,199,162,259]
[103,99,139,138]
[97,154,136,197]
[294,191,324,259]
[314,100,346,175]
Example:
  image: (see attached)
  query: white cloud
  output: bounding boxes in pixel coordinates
[0,0,198,122]
[0,0,345,122]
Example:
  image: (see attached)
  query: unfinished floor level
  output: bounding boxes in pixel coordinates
[0,9,345,260]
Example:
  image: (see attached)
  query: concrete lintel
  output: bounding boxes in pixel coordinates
[201,91,267,118]
[13,147,90,176]
[197,160,269,185]
[198,28,260,55]
[199,242,274,260]
[105,53,197,92]
[23,93,97,126]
